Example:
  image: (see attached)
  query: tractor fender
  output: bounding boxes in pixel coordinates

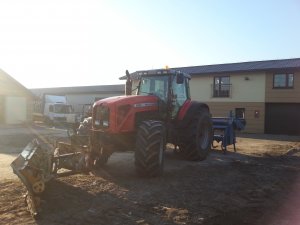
[176,100,210,128]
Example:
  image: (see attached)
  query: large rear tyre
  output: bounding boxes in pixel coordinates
[135,120,166,177]
[179,111,213,161]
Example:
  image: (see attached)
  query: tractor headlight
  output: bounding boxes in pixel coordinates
[102,120,109,127]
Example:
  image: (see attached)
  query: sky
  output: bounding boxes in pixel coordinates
[0,0,300,88]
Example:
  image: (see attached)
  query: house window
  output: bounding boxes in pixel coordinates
[273,73,294,88]
[213,76,231,97]
[235,108,245,119]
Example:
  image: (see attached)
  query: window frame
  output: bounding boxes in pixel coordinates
[273,73,294,89]
[235,108,245,119]
[213,76,231,98]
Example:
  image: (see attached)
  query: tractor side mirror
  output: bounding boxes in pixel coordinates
[176,74,184,84]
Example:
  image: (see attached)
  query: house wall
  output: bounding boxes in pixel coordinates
[189,72,266,102]
[189,72,266,133]
[265,71,300,103]
[264,71,300,135]
[207,102,265,133]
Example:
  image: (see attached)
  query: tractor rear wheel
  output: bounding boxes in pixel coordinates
[179,111,212,160]
[135,120,166,177]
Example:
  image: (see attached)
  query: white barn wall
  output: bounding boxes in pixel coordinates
[66,93,123,113]
[5,96,27,124]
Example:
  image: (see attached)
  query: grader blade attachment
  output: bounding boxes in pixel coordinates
[11,135,93,218]
[10,139,54,217]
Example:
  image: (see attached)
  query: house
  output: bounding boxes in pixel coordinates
[123,58,300,135]
[0,69,34,124]
[30,85,125,114]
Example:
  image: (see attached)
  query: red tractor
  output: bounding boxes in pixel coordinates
[90,69,213,177]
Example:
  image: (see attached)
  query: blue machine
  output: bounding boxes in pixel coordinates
[212,112,246,153]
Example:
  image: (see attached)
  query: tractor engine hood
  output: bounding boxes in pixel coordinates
[93,95,160,133]
[94,95,158,106]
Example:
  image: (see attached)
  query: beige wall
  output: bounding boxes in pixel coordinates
[190,72,266,103]
[188,72,266,133]
[265,71,300,103]
[207,102,265,133]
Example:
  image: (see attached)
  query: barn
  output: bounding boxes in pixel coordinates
[0,69,33,124]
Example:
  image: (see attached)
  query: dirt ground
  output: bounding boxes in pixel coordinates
[0,125,300,225]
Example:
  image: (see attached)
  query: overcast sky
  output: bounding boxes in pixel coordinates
[1,0,300,88]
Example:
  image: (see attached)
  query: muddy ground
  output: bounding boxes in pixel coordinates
[0,125,300,225]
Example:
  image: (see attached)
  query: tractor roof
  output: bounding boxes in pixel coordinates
[120,69,191,80]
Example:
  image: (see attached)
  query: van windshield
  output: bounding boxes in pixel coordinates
[54,104,73,114]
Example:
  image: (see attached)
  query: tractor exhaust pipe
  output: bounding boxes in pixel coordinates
[125,70,132,95]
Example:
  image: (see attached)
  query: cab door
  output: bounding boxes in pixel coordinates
[171,76,189,118]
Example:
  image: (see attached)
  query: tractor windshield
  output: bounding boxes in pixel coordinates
[138,75,169,101]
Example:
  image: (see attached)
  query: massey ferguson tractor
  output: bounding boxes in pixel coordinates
[91,69,213,176]
[11,69,213,217]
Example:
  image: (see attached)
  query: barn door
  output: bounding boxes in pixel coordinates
[5,96,27,124]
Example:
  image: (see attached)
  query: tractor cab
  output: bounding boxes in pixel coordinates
[136,70,191,119]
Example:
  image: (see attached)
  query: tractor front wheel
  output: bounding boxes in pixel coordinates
[135,120,166,177]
